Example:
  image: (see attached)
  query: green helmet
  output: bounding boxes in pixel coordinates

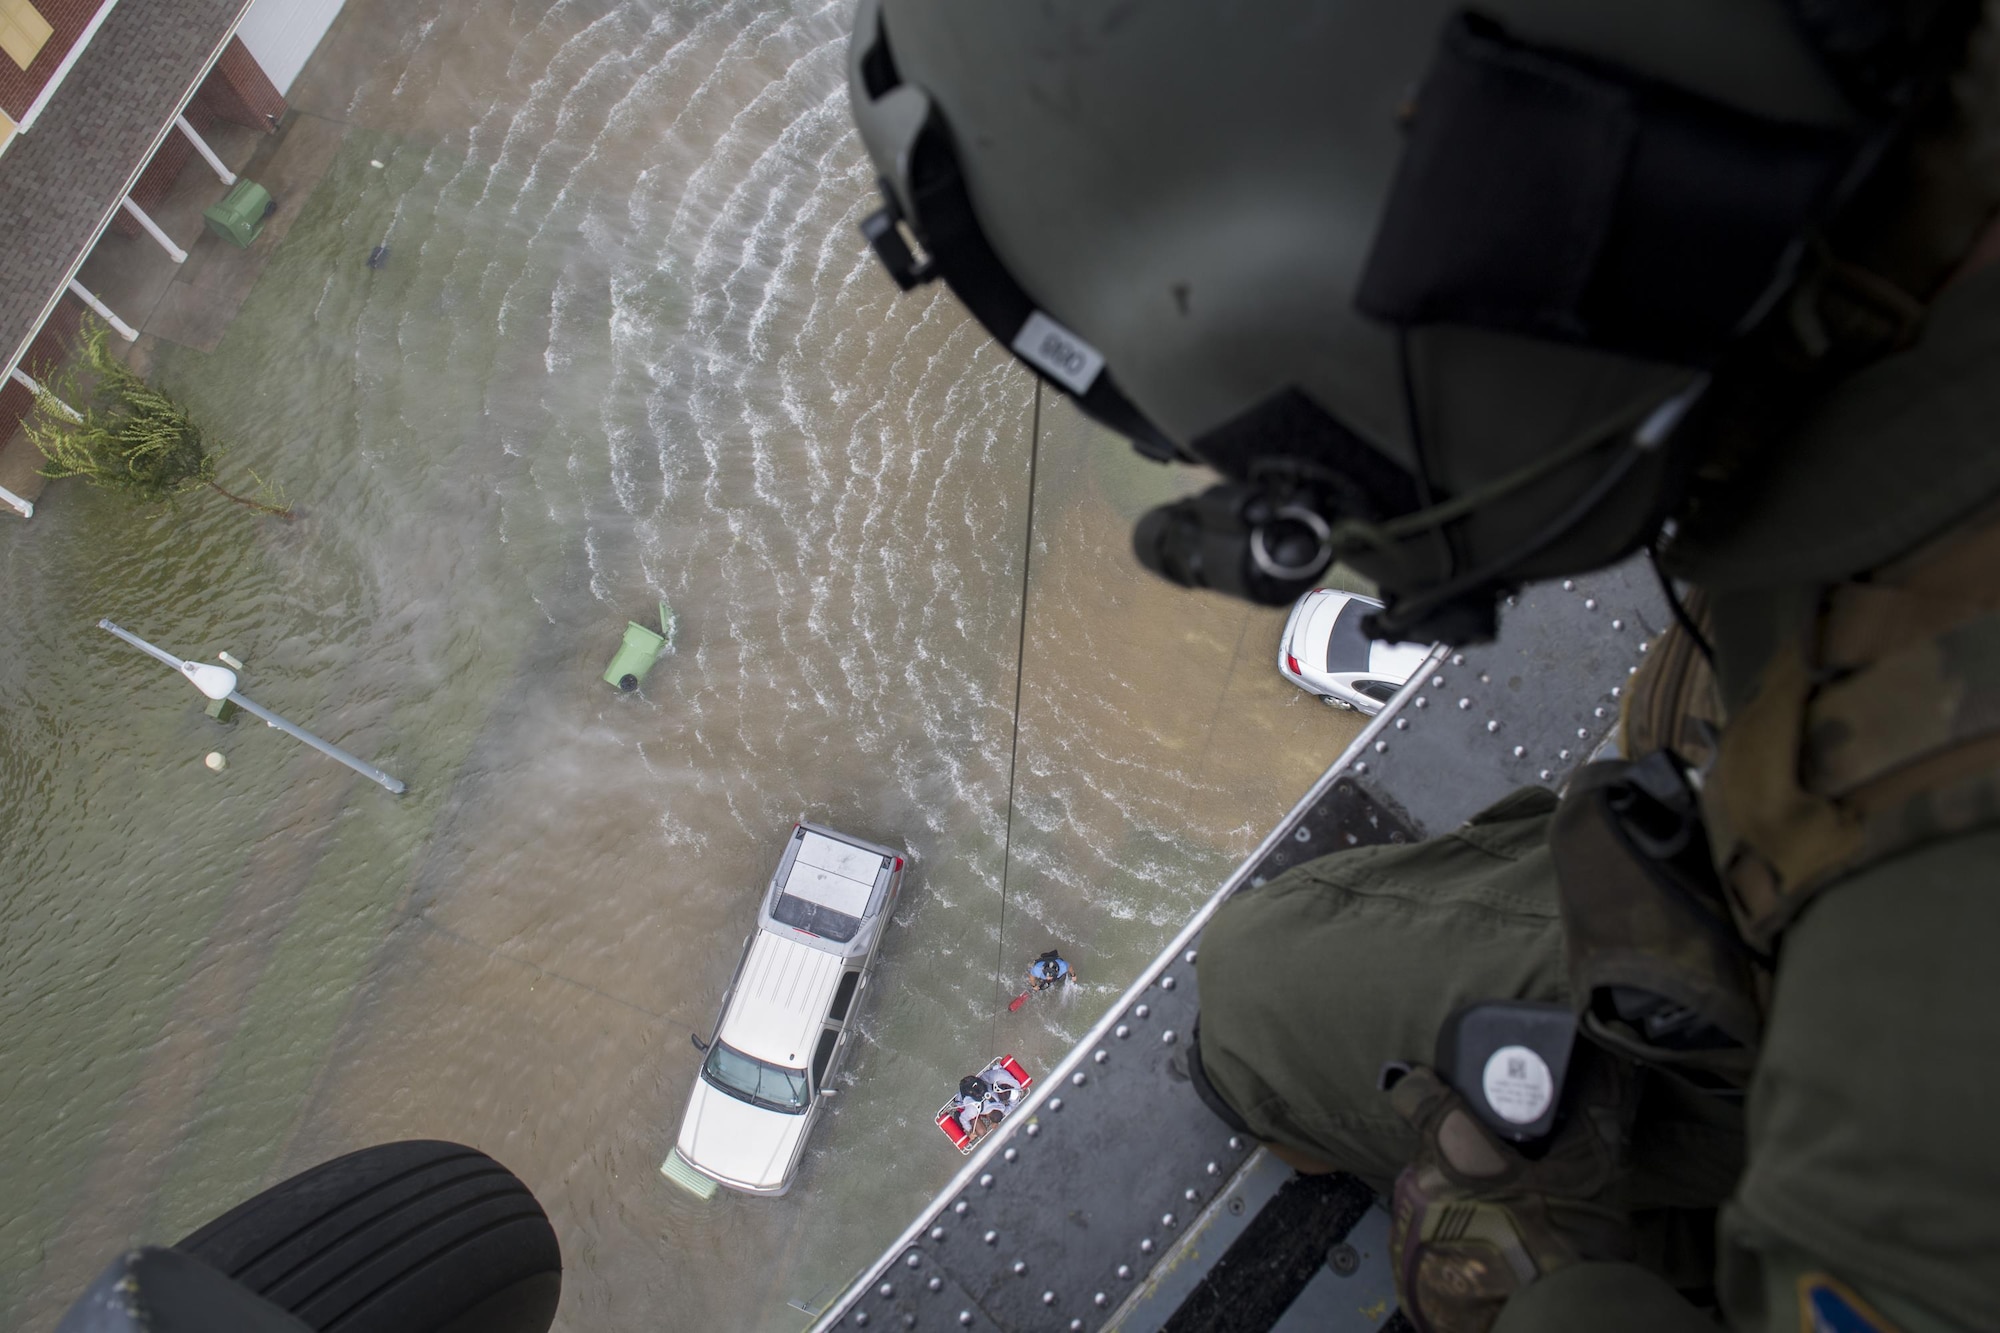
[848,0,1975,640]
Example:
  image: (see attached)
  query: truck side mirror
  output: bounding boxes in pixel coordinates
[690,1033,709,1053]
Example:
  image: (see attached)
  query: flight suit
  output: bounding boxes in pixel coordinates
[1196,260,2000,1330]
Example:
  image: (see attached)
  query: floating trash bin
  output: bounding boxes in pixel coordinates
[203,180,273,248]
[603,600,676,692]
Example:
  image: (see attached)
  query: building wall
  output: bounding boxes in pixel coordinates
[0,0,104,122]
[110,36,283,237]
[0,294,82,447]
[202,33,284,128]
[234,0,343,96]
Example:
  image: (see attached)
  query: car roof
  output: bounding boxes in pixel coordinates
[718,929,846,1068]
[1367,637,1432,679]
[1302,591,1381,674]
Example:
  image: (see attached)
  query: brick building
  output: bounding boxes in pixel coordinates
[0,0,346,518]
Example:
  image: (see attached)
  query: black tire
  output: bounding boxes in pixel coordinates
[174,1140,560,1333]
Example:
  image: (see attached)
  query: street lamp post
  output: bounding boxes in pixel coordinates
[98,619,408,795]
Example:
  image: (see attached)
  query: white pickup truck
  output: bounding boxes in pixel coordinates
[663,822,906,1198]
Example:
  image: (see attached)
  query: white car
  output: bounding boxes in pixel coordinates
[662,822,905,1198]
[1277,589,1433,714]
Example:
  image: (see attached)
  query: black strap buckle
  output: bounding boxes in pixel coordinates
[859,179,936,292]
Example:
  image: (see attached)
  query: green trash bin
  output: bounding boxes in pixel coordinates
[602,600,677,692]
[202,180,273,248]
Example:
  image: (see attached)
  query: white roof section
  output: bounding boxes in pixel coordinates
[236,0,345,95]
[720,930,844,1067]
[784,829,882,917]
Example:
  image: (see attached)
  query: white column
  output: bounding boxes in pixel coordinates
[66,279,139,341]
[0,365,47,515]
[10,366,84,422]
[176,115,237,187]
[120,198,188,264]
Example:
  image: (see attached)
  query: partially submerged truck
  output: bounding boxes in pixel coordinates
[668,823,907,1198]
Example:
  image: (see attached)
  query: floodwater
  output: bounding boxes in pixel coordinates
[0,2,1362,1328]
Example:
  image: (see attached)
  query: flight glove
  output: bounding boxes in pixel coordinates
[1385,1052,1637,1333]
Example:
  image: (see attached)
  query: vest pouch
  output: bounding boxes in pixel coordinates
[1549,754,1768,1095]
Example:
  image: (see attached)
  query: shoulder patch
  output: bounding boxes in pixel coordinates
[1799,1273,1901,1333]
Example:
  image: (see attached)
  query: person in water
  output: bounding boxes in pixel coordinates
[1029,949,1073,992]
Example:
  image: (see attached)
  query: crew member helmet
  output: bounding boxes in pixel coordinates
[849,0,1972,639]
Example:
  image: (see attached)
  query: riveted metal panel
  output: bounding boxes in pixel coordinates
[815,557,1667,1332]
[1359,560,1666,835]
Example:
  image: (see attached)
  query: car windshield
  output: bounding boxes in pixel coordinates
[770,892,863,942]
[701,1041,810,1114]
[1324,599,1375,674]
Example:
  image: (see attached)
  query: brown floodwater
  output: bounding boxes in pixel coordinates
[0,2,1362,1327]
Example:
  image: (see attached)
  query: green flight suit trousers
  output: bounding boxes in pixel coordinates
[1197,796,2000,1330]
[1196,788,1744,1213]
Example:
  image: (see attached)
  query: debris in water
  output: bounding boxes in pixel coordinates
[204,752,226,772]
[369,159,385,169]
[602,601,675,692]
[367,245,391,269]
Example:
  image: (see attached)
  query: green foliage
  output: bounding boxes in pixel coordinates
[24,321,290,517]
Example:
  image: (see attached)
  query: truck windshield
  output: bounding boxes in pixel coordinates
[701,1041,809,1114]
[770,892,863,942]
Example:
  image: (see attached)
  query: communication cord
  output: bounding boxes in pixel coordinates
[992,377,1042,1045]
